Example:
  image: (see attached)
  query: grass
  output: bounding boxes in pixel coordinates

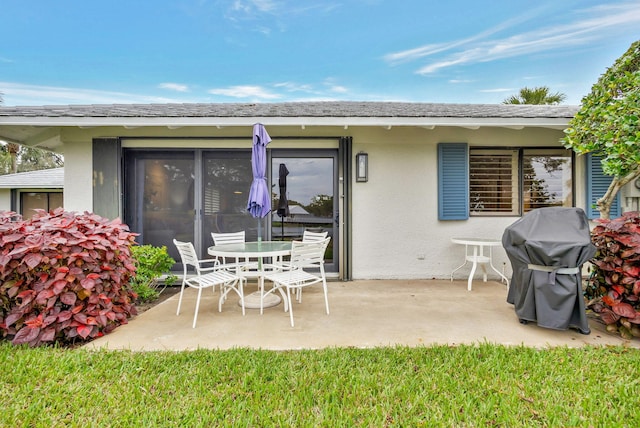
[2,343,639,427]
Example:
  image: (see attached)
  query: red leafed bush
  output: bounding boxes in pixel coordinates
[586,211,640,339]
[0,208,138,347]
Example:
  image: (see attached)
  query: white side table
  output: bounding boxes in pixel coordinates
[450,238,509,291]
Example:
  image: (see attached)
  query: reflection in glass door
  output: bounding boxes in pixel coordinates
[271,152,338,271]
[124,151,195,263]
[201,151,257,242]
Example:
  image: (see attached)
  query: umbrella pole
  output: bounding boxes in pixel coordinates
[257,218,262,269]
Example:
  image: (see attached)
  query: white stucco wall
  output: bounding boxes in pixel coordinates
[349,126,578,280]
[62,140,93,212]
[0,189,11,211]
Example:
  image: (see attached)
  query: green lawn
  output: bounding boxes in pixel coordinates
[1,343,638,427]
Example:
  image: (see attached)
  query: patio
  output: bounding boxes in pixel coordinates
[85,279,638,351]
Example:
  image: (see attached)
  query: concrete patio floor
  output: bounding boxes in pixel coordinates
[86,279,639,352]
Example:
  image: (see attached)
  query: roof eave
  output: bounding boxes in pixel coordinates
[0,116,571,129]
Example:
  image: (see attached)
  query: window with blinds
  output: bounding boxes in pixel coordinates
[469,150,518,215]
[469,148,572,216]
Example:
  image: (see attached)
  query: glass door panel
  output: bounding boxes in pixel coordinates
[124,151,195,262]
[271,153,337,271]
[201,151,257,243]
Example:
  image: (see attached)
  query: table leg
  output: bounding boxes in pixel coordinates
[489,263,509,288]
[467,245,478,291]
[241,256,283,311]
[480,245,488,282]
[450,244,469,281]
[487,246,509,288]
[259,274,265,314]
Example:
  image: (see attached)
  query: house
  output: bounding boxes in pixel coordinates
[0,102,630,280]
[0,167,63,218]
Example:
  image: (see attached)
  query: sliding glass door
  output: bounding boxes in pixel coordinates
[124,151,195,262]
[124,147,339,272]
[271,151,338,272]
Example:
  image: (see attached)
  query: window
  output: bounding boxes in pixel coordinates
[522,150,573,212]
[20,192,63,219]
[469,148,573,216]
[469,150,518,215]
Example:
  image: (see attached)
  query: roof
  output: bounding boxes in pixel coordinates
[0,167,64,189]
[0,101,578,119]
[0,101,579,149]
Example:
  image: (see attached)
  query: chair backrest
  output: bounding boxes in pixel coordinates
[302,229,328,242]
[212,231,245,246]
[173,239,201,274]
[290,237,331,270]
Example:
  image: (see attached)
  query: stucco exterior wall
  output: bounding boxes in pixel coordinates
[349,125,576,280]
[62,140,93,212]
[0,189,11,211]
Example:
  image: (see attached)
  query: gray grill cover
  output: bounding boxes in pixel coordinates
[502,207,596,334]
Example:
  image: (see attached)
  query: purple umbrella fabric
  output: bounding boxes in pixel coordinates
[247,123,272,218]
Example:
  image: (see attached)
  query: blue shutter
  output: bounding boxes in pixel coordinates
[585,153,621,219]
[438,143,469,220]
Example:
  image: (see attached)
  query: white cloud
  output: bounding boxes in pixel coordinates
[322,78,348,94]
[0,82,186,106]
[159,83,189,92]
[250,0,278,13]
[224,0,339,34]
[327,84,348,94]
[274,82,315,93]
[384,1,640,75]
[383,7,540,65]
[208,85,281,99]
[479,88,516,93]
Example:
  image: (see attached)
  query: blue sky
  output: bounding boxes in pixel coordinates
[1,0,639,106]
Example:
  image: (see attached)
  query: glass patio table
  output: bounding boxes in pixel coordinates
[207,241,292,309]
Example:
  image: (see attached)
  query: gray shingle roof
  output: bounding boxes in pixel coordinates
[0,167,64,188]
[0,101,579,119]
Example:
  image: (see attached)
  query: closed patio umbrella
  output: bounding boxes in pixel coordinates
[247,123,272,240]
[276,163,289,240]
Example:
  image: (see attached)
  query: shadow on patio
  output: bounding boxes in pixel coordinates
[85,279,638,351]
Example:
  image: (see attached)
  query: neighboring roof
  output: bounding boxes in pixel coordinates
[0,167,64,189]
[286,205,310,216]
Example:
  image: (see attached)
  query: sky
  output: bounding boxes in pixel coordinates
[1,0,639,107]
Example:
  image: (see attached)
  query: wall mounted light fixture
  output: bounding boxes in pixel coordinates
[356,152,368,182]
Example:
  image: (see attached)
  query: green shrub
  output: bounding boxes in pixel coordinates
[129,245,177,303]
[586,211,640,339]
[0,208,138,347]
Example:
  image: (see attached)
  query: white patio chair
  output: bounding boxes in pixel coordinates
[211,231,259,275]
[173,239,245,328]
[295,229,330,301]
[302,229,328,242]
[262,237,331,327]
